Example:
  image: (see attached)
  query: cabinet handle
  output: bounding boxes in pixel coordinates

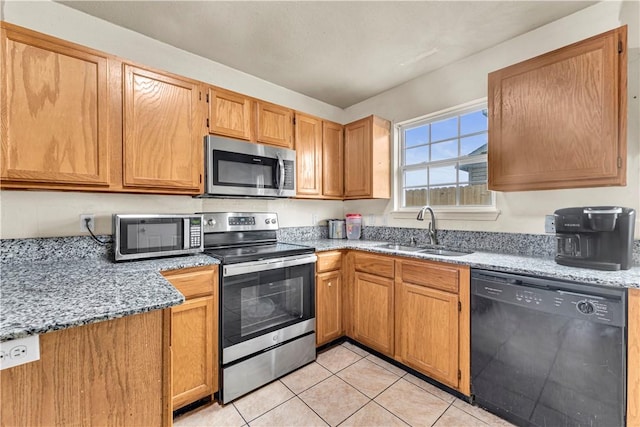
[328,282,332,287]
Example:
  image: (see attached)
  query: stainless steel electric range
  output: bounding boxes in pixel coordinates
[201,212,316,403]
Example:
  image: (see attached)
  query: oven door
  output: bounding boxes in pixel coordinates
[221,254,316,364]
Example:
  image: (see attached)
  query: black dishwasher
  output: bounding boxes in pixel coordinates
[471,269,626,427]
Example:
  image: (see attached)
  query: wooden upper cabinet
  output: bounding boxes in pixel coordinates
[488,26,627,191]
[255,101,294,149]
[322,121,344,198]
[208,87,252,140]
[344,115,390,199]
[0,23,110,187]
[123,64,203,192]
[295,113,323,197]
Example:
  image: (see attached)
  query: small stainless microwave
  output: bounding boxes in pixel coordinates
[113,214,203,261]
[203,135,296,198]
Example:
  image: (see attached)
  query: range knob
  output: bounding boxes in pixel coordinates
[577,300,595,314]
[207,218,216,226]
[265,219,271,224]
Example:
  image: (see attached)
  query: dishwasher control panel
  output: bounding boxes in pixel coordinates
[471,271,625,327]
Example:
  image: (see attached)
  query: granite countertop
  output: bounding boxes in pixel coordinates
[0,254,219,342]
[288,238,640,289]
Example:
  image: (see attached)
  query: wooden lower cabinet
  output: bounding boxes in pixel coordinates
[316,251,343,346]
[162,265,218,411]
[351,271,395,357]
[0,310,169,427]
[395,266,460,388]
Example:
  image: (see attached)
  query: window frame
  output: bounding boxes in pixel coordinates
[393,98,498,218]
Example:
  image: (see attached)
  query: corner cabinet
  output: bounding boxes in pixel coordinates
[344,116,391,199]
[488,26,627,191]
[162,266,218,411]
[395,259,470,392]
[322,121,344,198]
[123,64,204,193]
[315,251,344,346]
[0,22,111,188]
[295,113,323,197]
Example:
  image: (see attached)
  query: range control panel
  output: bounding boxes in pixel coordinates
[200,212,278,233]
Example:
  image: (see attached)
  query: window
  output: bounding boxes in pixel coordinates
[398,100,493,209]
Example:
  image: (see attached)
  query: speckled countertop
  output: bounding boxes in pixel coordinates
[0,254,219,342]
[286,238,640,289]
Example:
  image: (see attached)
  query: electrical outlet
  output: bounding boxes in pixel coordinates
[545,215,556,234]
[367,214,375,226]
[80,214,95,232]
[311,213,317,225]
[0,335,40,370]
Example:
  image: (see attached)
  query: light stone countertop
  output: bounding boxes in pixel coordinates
[289,238,640,289]
[0,254,220,342]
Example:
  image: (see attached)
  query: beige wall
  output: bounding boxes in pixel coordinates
[343,0,640,238]
[1,1,638,239]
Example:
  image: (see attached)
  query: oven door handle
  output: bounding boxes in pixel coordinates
[223,254,317,277]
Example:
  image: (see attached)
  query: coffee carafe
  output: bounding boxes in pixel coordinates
[554,206,635,270]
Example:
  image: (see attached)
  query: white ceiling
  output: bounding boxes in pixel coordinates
[58,1,596,108]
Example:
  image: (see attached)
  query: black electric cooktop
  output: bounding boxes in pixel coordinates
[205,242,314,264]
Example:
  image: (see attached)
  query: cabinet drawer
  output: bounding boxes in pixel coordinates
[399,260,459,293]
[162,266,216,299]
[316,251,342,273]
[354,252,394,279]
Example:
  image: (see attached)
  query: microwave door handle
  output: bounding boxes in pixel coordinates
[276,153,285,195]
[183,218,190,249]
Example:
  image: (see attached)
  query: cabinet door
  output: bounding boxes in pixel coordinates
[171,295,215,410]
[316,270,342,346]
[344,117,372,198]
[123,64,203,192]
[255,101,293,148]
[488,26,627,191]
[1,24,109,186]
[295,113,323,197]
[351,271,394,356]
[208,87,252,140]
[322,121,344,198]
[396,281,459,388]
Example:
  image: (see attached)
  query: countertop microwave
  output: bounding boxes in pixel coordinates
[113,214,203,261]
[202,135,296,198]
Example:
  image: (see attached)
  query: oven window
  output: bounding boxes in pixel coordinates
[222,263,314,348]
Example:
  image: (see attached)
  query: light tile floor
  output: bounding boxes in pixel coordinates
[174,342,513,427]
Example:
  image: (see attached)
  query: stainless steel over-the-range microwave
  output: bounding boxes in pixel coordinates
[203,135,296,198]
[113,214,203,261]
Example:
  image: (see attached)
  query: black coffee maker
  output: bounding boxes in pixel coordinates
[554,206,636,271]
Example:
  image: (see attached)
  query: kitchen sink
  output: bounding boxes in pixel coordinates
[376,243,425,252]
[376,243,473,256]
[417,247,473,257]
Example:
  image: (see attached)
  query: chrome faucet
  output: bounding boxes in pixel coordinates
[416,205,438,245]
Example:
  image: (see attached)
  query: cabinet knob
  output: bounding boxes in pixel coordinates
[328,282,332,287]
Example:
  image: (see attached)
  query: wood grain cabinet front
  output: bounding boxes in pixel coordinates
[255,100,294,149]
[344,115,391,199]
[123,64,204,193]
[295,114,344,199]
[0,22,110,188]
[394,259,470,394]
[162,266,218,411]
[488,25,627,191]
[207,87,252,140]
[316,251,344,346]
